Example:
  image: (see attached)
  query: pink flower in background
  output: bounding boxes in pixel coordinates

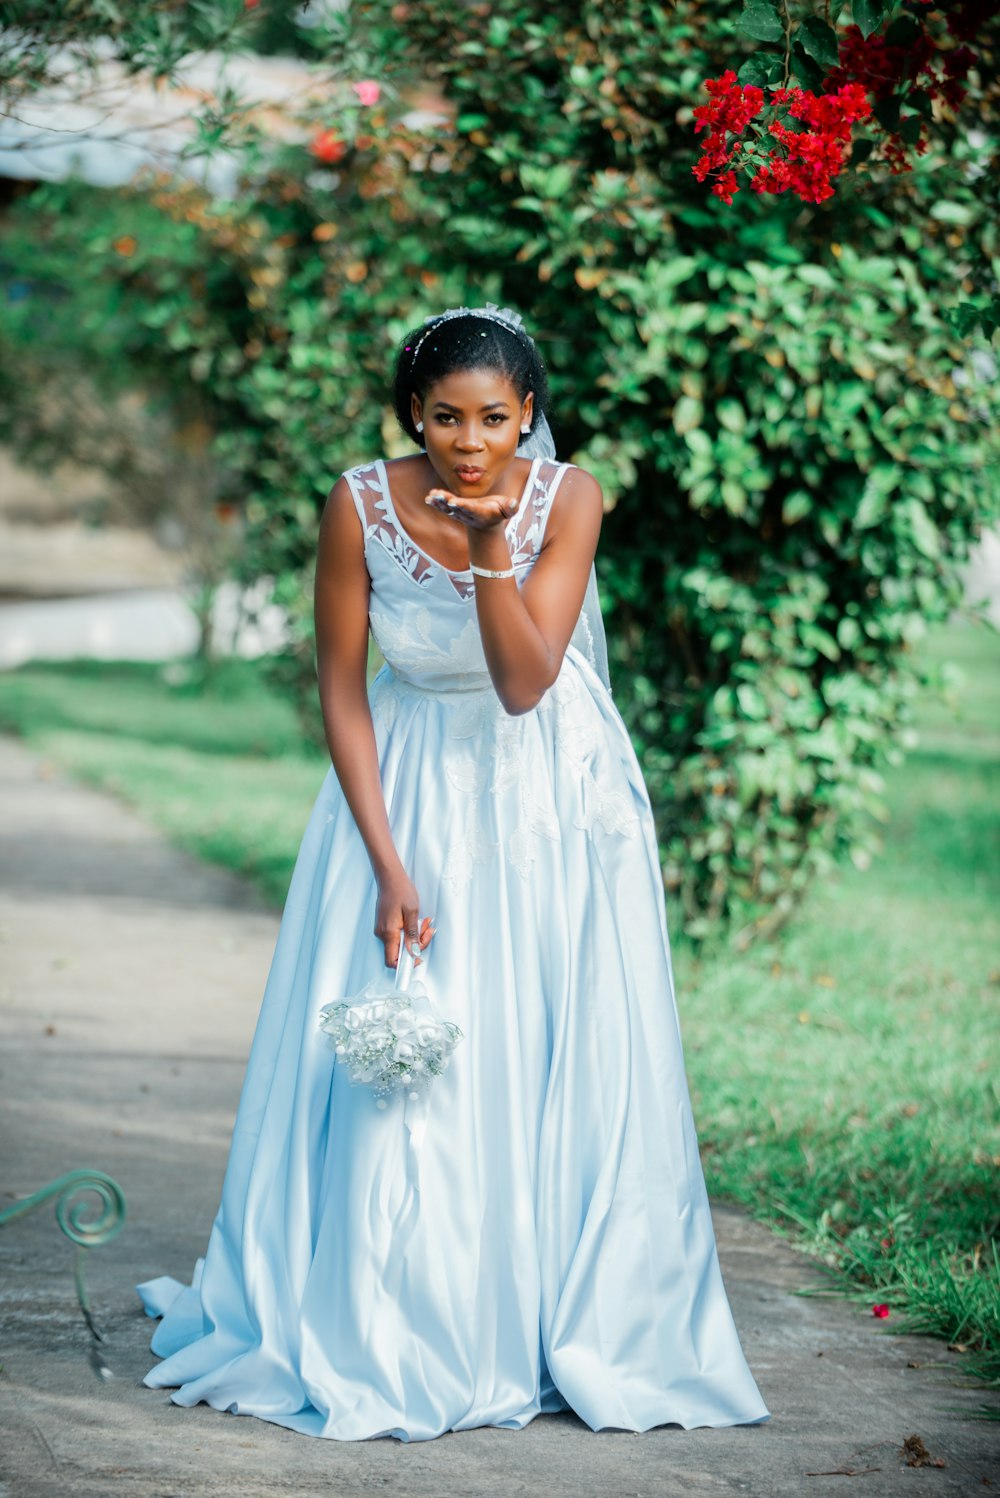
[872,1303,891,1319]
[353,80,381,107]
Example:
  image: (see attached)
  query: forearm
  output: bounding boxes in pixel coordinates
[319,679,404,881]
[467,528,556,715]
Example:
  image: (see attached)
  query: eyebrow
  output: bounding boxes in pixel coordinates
[431,400,511,412]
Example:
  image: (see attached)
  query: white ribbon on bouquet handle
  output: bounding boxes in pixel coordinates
[396,929,432,1151]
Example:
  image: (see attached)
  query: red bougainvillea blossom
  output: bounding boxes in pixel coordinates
[872,1303,891,1318]
[693,4,982,202]
[821,20,975,174]
[691,71,765,202]
[692,71,871,205]
[751,83,871,204]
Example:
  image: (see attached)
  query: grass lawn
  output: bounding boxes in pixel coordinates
[1,624,997,1386]
[679,621,999,1391]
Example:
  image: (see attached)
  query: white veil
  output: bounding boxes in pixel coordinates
[516,409,612,694]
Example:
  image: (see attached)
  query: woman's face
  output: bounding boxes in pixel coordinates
[412,368,534,492]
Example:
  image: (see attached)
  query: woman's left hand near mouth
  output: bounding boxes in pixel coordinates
[424,488,519,531]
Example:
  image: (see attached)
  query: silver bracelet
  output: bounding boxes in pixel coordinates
[470,563,515,579]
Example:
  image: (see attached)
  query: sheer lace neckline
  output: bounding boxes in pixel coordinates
[373,456,541,578]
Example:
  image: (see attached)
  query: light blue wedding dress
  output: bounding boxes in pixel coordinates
[137,455,770,1440]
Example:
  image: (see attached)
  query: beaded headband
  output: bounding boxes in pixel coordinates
[404,302,533,369]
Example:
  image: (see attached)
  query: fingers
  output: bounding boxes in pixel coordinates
[413,914,437,967]
[402,903,420,957]
[425,490,513,527]
[425,489,459,515]
[377,912,436,969]
[426,493,469,523]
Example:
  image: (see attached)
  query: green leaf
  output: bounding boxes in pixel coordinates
[797,264,838,290]
[717,399,747,434]
[907,88,934,120]
[684,428,713,458]
[545,163,575,198]
[673,396,703,435]
[722,479,748,515]
[801,624,841,662]
[654,256,700,291]
[737,682,768,719]
[789,43,825,92]
[884,16,921,47]
[949,300,998,340]
[854,464,901,530]
[796,18,839,70]
[928,200,976,226]
[782,490,812,524]
[903,499,941,561]
[737,1,784,44]
[874,97,900,131]
[737,53,785,87]
[836,617,862,651]
[852,0,889,38]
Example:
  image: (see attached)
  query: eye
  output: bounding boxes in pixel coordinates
[431,412,509,425]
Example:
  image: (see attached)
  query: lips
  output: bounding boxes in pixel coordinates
[454,465,486,482]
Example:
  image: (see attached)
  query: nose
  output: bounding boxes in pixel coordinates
[454,425,486,452]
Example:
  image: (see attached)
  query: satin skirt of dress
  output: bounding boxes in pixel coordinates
[137,651,771,1441]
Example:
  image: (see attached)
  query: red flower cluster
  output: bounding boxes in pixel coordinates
[692,71,765,202]
[822,18,974,173]
[872,1303,891,1319]
[692,72,871,206]
[829,22,936,103]
[753,83,871,203]
[693,4,983,203]
[940,0,994,44]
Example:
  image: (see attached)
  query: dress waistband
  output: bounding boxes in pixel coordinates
[375,668,497,699]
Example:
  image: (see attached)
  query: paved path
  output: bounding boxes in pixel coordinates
[0,733,996,1498]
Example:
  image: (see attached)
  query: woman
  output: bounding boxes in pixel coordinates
[138,303,770,1442]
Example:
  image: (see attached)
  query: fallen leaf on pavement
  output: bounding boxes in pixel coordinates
[900,1433,946,1469]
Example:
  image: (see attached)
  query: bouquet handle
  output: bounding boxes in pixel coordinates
[394,934,417,994]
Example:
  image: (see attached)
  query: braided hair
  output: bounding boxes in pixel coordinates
[392,311,551,449]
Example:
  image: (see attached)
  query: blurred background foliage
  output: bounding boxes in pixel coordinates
[1,0,998,947]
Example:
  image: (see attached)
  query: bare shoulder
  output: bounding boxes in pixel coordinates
[547,462,604,537]
[556,461,603,503]
[318,471,365,560]
[321,471,358,522]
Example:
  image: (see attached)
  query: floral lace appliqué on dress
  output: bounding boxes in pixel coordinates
[347,456,639,891]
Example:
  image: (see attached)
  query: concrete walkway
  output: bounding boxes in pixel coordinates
[0,732,996,1497]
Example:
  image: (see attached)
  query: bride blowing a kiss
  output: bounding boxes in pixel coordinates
[137,302,771,1443]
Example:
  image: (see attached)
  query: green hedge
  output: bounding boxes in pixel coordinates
[1,0,997,940]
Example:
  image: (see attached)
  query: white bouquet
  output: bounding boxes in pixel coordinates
[319,939,463,1108]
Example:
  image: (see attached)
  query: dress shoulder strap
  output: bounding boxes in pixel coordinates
[508,458,572,565]
[342,461,384,534]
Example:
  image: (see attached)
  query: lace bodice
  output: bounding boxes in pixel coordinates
[344,456,571,692]
[342,455,638,892]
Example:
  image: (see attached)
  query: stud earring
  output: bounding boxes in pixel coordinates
[520,425,531,434]
[415,420,424,433]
